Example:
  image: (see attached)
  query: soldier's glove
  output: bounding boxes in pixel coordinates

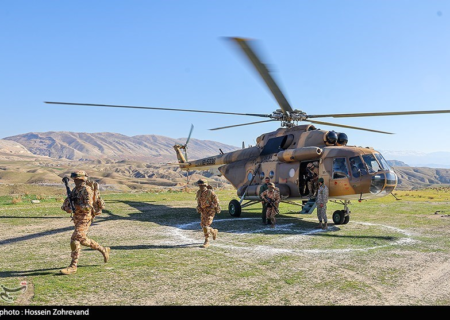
[61,205,72,214]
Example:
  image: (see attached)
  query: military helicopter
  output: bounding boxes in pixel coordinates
[45,37,450,225]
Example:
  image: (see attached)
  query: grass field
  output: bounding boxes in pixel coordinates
[1,186,450,306]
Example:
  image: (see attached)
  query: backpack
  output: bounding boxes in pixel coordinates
[86,179,105,215]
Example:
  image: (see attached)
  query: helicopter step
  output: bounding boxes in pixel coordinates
[300,198,317,214]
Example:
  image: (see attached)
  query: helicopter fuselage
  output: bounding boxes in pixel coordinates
[176,124,398,202]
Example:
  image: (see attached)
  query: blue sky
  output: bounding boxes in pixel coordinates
[2,0,450,153]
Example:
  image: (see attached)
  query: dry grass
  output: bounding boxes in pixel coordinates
[1,187,450,306]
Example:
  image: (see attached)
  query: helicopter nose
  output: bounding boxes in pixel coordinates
[370,170,398,195]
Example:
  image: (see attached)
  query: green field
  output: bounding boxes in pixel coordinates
[1,186,450,306]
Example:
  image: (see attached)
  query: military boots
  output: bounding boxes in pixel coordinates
[60,263,77,275]
[100,246,110,263]
[202,239,210,248]
[212,229,218,240]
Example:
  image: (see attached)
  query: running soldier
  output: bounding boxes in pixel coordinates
[196,179,221,248]
[260,182,280,228]
[60,170,110,275]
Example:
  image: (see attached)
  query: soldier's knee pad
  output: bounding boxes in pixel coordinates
[70,240,80,252]
[80,238,91,247]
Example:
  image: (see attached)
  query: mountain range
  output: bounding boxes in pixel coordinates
[3,131,239,163]
[379,149,450,169]
[1,131,450,190]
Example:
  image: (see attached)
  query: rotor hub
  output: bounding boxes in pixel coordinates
[271,109,307,127]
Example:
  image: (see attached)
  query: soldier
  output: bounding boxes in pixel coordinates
[60,170,110,275]
[196,179,221,248]
[259,177,271,224]
[306,162,319,198]
[315,177,329,230]
[260,182,280,228]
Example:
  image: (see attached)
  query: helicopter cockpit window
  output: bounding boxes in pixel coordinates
[260,136,292,156]
[375,153,391,171]
[349,156,367,178]
[332,157,349,179]
[362,154,380,173]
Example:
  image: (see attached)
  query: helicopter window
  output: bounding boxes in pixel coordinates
[349,156,367,178]
[260,136,291,155]
[332,157,349,179]
[269,170,275,179]
[280,134,294,149]
[247,172,253,181]
[259,172,265,180]
[375,153,391,171]
[362,154,380,173]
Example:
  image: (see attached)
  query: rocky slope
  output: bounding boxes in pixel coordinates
[1,132,450,191]
[3,131,239,162]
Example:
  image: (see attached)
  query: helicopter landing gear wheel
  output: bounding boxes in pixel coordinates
[228,199,242,217]
[343,215,350,224]
[332,210,346,225]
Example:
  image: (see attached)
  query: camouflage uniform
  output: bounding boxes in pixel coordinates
[60,170,110,275]
[259,178,270,223]
[260,183,280,228]
[306,162,319,198]
[315,180,329,229]
[196,180,221,248]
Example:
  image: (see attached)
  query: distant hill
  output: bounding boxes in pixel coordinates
[0,139,51,161]
[387,160,409,167]
[3,131,239,163]
[2,132,450,190]
[381,150,450,168]
[391,166,450,190]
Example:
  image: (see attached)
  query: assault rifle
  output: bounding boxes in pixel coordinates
[62,176,75,219]
[263,195,279,215]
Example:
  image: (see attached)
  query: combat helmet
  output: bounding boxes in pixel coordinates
[197,179,207,186]
[71,170,88,181]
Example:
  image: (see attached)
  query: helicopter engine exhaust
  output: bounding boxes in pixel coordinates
[277,146,322,163]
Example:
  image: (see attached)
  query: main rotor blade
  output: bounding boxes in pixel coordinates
[185,124,194,145]
[307,119,394,134]
[44,101,271,118]
[209,119,277,131]
[229,37,294,115]
[307,109,450,119]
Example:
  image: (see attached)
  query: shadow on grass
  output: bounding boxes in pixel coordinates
[0,267,63,277]
[0,199,400,247]
[0,226,73,246]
